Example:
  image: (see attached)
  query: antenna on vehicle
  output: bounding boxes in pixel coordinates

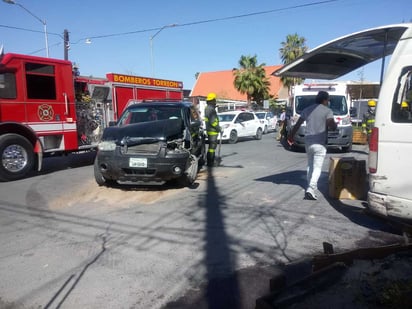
[0,45,4,57]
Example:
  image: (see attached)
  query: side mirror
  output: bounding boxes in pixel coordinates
[108,121,117,127]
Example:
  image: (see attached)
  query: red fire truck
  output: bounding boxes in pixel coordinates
[0,52,184,181]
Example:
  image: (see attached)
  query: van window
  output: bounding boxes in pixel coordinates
[295,95,316,113]
[0,72,16,99]
[329,95,348,116]
[392,67,412,123]
[295,95,348,116]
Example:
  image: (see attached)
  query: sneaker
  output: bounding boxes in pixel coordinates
[304,190,317,200]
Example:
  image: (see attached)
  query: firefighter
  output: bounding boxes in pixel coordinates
[400,101,411,120]
[362,99,376,136]
[204,93,221,167]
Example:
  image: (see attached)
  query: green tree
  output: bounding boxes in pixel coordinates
[279,33,308,93]
[233,55,271,107]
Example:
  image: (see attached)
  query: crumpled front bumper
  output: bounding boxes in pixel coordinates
[96,146,190,182]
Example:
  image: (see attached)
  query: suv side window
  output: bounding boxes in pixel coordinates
[190,105,201,121]
[236,113,245,122]
[392,67,412,123]
[244,112,254,121]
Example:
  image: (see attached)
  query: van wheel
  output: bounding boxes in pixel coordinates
[342,143,352,153]
[229,130,238,144]
[0,134,35,181]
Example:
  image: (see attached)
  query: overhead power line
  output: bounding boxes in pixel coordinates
[1,0,340,43]
[0,24,61,37]
[85,0,340,40]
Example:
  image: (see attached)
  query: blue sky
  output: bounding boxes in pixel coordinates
[1,0,411,89]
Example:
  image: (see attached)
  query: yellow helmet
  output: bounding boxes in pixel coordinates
[206,92,217,101]
[401,101,409,108]
[368,100,377,107]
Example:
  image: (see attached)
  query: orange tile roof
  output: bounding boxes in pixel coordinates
[190,65,284,101]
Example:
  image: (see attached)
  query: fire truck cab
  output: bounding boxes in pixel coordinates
[0,52,183,181]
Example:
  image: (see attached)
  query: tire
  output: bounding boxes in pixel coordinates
[198,136,206,169]
[263,125,268,134]
[176,155,198,187]
[93,158,117,186]
[0,134,35,181]
[255,128,263,140]
[228,130,238,144]
[342,143,352,153]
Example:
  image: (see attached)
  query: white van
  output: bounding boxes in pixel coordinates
[288,82,353,152]
[274,23,412,221]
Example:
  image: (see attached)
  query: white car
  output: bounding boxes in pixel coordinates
[254,111,277,134]
[218,111,263,143]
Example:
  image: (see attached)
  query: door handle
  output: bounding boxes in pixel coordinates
[63,92,69,116]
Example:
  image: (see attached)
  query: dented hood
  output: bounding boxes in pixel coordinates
[102,118,184,144]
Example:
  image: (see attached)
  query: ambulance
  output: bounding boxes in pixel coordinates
[288,82,353,152]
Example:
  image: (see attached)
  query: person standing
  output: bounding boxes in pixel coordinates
[276,108,287,141]
[362,99,376,137]
[204,93,221,167]
[287,91,337,200]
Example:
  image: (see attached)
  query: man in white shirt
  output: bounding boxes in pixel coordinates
[288,91,337,200]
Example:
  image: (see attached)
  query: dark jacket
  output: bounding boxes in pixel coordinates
[204,103,220,135]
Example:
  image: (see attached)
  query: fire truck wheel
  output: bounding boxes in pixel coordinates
[0,134,35,182]
[93,158,117,187]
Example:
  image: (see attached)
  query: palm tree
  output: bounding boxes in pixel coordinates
[279,33,308,93]
[233,55,271,107]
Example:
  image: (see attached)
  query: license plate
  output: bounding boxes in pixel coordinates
[129,157,147,168]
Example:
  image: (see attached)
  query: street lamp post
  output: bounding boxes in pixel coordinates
[150,24,177,77]
[3,0,49,57]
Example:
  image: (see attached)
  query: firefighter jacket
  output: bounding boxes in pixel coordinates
[362,111,375,134]
[204,104,220,136]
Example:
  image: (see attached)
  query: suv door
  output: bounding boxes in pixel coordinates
[243,112,256,135]
[235,113,248,137]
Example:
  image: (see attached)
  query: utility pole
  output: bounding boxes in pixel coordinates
[63,29,69,60]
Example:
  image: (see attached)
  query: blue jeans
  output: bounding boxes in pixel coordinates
[305,144,327,192]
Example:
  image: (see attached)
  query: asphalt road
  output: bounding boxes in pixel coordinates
[0,132,403,309]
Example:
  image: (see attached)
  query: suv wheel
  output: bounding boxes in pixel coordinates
[255,128,263,140]
[94,159,117,187]
[229,130,238,144]
[176,154,198,187]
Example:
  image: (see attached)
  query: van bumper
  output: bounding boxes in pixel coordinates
[291,125,353,148]
[327,125,353,147]
[368,191,412,220]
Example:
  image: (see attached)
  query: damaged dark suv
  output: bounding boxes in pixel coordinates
[94,101,206,187]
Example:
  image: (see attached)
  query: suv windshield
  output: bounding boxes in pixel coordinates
[218,114,236,122]
[118,106,182,126]
[295,95,348,116]
[255,113,266,119]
